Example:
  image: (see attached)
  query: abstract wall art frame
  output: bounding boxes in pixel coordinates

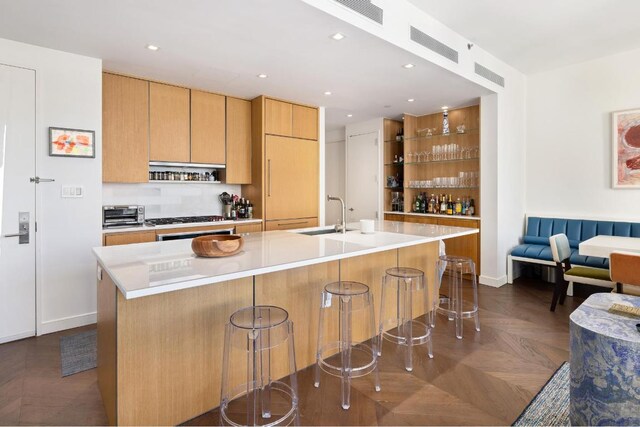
[612,109,640,188]
[49,127,95,158]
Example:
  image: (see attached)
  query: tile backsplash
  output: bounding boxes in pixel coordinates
[103,183,242,218]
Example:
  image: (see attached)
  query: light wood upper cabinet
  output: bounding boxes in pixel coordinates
[292,104,318,140]
[265,135,318,220]
[190,90,225,164]
[265,98,292,137]
[102,73,149,183]
[225,97,252,184]
[149,82,190,162]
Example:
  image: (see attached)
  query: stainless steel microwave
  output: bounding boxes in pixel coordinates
[102,205,145,227]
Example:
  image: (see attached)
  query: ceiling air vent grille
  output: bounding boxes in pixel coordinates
[475,62,505,87]
[410,26,458,63]
[334,0,384,24]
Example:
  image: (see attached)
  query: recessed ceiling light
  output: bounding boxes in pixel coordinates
[403,63,415,69]
[346,114,353,118]
[324,91,332,95]
[441,105,449,110]
[257,74,268,78]
[384,105,391,108]
[331,33,345,41]
[407,98,415,102]
[146,44,159,51]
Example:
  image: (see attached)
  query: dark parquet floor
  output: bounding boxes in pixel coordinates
[0,277,588,426]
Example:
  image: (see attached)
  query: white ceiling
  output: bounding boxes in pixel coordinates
[0,0,490,132]
[408,0,640,74]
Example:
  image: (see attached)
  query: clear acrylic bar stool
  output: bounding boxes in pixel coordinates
[435,255,480,339]
[378,267,433,372]
[314,281,380,410]
[220,305,299,426]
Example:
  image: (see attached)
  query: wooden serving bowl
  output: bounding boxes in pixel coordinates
[191,234,244,257]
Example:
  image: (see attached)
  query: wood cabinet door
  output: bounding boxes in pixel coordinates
[437,218,480,272]
[265,99,292,136]
[103,231,156,246]
[225,97,252,183]
[265,218,318,231]
[190,90,225,164]
[265,135,318,220]
[292,104,318,140]
[102,73,149,183]
[149,82,190,162]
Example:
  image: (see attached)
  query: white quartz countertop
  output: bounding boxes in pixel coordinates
[93,220,478,299]
[102,218,262,234]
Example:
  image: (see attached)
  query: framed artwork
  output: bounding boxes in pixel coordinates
[49,127,95,158]
[612,109,640,188]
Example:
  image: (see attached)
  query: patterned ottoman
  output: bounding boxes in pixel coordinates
[570,293,640,425]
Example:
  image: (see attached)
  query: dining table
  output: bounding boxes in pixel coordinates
[578,235,640,258]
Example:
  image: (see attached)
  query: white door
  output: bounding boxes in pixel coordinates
[346,132,378,222]
[0,64,36,344]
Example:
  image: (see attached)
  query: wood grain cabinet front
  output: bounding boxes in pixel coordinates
[265,135,319,220]
[292,104,318,140]
[265,218,318,231]
[265,98,293,137]
[103,231,156,246]
[149,82,190,162]
[190,90,225,164]
[102,73,149,183]
[225,97,252,184]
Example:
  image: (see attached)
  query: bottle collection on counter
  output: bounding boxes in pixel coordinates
[413,193,475,216]
[220,193,253,220]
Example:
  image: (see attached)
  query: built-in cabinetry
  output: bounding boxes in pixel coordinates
[243,96,319,231]
[190,90,226,164]
[149,82,191,162]
[102,74,149,183]
[225,97,252,184]
[383,105,481,272]
[103,231,156,246]
[102,72,251,184]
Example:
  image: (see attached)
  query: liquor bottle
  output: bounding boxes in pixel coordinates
[455,197,462,215]
[447,194,453,215]
[414,196,420,213]
[440,194,447,214]
[469,198,475,216]
[238,198,246,219]
[247,200,253,219]
[461,197,468,215]
[420,193,426,213]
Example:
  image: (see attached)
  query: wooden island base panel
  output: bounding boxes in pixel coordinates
[97,242,438,426]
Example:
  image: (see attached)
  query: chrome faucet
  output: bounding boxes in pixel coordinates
[327,195,346,234]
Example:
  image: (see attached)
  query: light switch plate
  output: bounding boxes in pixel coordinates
[61,186,84,198]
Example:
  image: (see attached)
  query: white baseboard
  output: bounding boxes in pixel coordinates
[38,312,96,335]
[0,330,35,344]
[479,275,508,288]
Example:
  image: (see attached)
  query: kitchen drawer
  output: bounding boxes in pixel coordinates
[235,223,263,234]
[265,218,318,231]
[155,224,237,237]
[103,231,156,246]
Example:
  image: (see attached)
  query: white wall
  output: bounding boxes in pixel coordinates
[325,128,345,224]
[303,0,527,286]
[103,183,241,218]
[527,48,640,220]
[0,38,103,334]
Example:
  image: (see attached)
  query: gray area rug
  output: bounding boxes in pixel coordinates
[513,362,570,426]
[60,329,97,377]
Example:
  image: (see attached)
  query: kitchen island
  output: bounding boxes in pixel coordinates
[93,221,478,426]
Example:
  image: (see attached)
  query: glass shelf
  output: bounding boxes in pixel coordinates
[404,129,479,142]
[384,139,404,143]
[385,186,404,190]
[404,157,479,165]
[384,162,404,166]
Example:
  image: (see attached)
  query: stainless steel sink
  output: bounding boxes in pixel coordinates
[297,228,355,236]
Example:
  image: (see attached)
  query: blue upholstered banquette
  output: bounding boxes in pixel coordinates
[510,217,640,269]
